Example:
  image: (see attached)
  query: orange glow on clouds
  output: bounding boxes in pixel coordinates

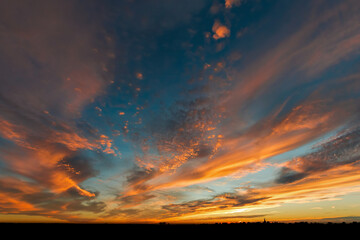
[1,0,360,224]
[212,20,230,40]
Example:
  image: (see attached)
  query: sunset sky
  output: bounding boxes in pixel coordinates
[1,0,360,223]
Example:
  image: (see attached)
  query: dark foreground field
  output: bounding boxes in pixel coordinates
[1,222,359,237]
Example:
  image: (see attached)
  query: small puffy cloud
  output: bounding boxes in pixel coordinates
[225,0,242,9]
[135,72,143,80]
[212,20,230,40]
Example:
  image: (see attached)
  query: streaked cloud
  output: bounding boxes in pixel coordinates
[157,125,360,221]
[275,127,360,184]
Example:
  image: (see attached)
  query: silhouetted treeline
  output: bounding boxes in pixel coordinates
[1,221,359,237]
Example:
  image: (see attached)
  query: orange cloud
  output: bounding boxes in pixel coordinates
[49,171,95,197]
[51,131,99,152]
[0,0,113,120]
[0,115,106,199]
[0,193,39,213]
[99,135,116,155]
[0,0,116,206]
[225,0,242,9]
[143,123,360,222]
[225,1,360,111]
[137,1,360,197]
[5,147,95,197]
[0,177,40,213]
[212,20,230,40]
[136,72,143,80]
[2,0,360,224]
[0,175,103,222]
[115,15,360,211]
[115,71,360,210]
[137,95,350,191]
[159,163,360,223]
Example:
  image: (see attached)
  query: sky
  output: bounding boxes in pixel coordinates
[1,0,360,223]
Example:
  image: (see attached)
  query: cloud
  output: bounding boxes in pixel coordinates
[58,153,99,183]
[275,168,308,184]
[0,177,41,213]
[0,96,113,198]
[123,168,158,197]
[195,214,267,221]
[0,0,118,218]
[111,68,360,215]
[316,216,360,223]
[118,193,156,208]
[226,1,360,110]
[0,176,106,222]
[75,0,360,222]
[275,127,360,184]
[212,20,231,40]
[225,0,242,9]
[137,78,358,192]
[161,190,269,220]
[115,3,360,203]
[121,77,229,197]
[112,37,360,218]
[2,0,360,223]
[0,0,113,118]
[140,0,360,194]
[158,128,360,221]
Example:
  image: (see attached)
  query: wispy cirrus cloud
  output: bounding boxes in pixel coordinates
[121,73,360,197]
[114,0,360,209]
[0,175,107,222]
[226,0,360,110]
[0,0,116,220]
[0,93,117,197]
[275,127,360,184]
[156,127,360,222]
[0,0,114,117]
